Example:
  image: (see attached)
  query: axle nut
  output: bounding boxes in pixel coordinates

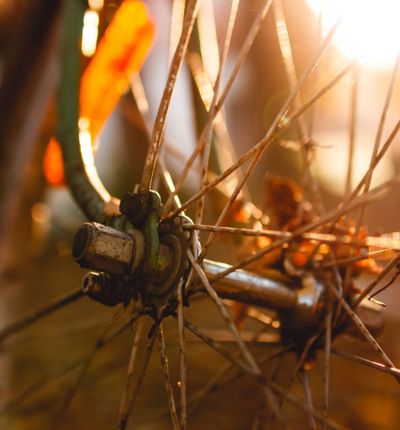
[73,223,135,274]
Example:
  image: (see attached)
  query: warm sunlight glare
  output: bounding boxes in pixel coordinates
[307,0,400,69]
[78,117,111,202]
[82,10,99,57]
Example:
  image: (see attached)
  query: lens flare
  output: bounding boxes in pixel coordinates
[307,0,400,69]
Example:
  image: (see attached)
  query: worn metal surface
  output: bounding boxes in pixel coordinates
[71,221,385,338]
[203,260,297,310]
[57,0,118,225]
[278,274,325,332]
[73,222,136,274]
[72,221,298,311]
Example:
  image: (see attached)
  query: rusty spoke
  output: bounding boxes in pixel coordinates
[301,369,317,430]
[140,0,200,191]
[323,303,333,430]
[159,324,180,430]
[332,349,400,378]
[118,320,159,430]
[118,319,145,428]
[55,306,140,421]
[0,288,83,343]
[163,0,274,213]
[177,280,187,429]
[165,60,354,221]
[326,279,399,382]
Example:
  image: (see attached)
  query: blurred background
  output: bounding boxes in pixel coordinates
[0,0,400,428]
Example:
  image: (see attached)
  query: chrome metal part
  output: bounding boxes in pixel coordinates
[278,274,326,333]
[202,260,298,310]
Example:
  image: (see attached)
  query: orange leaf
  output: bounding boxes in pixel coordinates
[44,0,154,186]
[80,0,154,138]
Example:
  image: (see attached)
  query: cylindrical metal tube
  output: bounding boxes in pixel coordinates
[203,260,298,310]
[72,222,384,337]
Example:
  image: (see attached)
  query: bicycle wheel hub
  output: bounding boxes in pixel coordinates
[71,187,384,350]
[72,189,195,316]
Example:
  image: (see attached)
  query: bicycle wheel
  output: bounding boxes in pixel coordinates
[1,1,400,429]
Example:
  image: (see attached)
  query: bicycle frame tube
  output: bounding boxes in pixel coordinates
[57,0,113,224]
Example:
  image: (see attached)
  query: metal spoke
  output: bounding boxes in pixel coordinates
[187,320,281,417]
[354,253,400,306]
[321,249,394,268]
[127,338,288,430]
[188,361,234,417]
[184,223,400,251]
[338,65,359,299]
[169,0,185,64]
[177,280,187,429]
[118,320,159,430]
[269,381,344,430]
[181,317,254,375]
[140,0,200,191]
[326,279,399,382]
[0,288,83,343]
[187,249,284,419]
[129,74,182,209]
[166,60,354,221]
[193,345,341,430]
[274,334,320,418]
[15,3,400,429]
[159,323,180,430]
[323,302,333,430]
[186,46,249,200]
[194,0,240,228]
[338,117,400,216]
[332,349,400,378]
[163,0,274,212]
[201,176,400,286]
[356,50,400,229]
[197,19,341,261]
[118,319,144,429]
[55,306,141,421]
[344,66,359,198]
[144,344,328,429]
[181,316,281,422]
[288,61,356,124]
[6,313,133,420]
[307,0,324,139]
[1,358,82,416]
[301,369,317,430]
[219,346,292,394]
[368,269,400,301]
[187,249,259,374]
[272,0,323,214]
[216,0,273,111]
